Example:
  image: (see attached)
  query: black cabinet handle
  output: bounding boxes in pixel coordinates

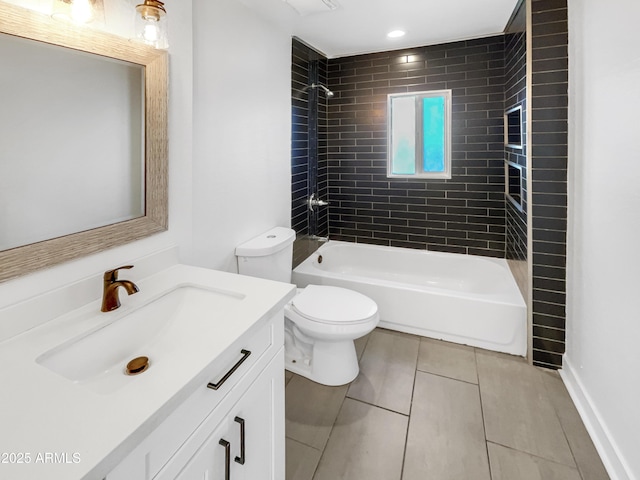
[234,416,245,465]
[219,439,231,480]
[207,349,252,391]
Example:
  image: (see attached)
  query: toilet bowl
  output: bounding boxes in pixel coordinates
[235,227,379,386]
[284,285,378,385]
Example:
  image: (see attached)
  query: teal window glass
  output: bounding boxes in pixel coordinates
[422,96,445,173]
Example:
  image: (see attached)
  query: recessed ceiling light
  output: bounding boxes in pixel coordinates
[387,30,406,38]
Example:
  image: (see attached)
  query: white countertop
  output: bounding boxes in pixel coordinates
[0,264,295,480]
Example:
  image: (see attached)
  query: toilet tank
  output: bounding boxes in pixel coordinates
[235,227,296,283]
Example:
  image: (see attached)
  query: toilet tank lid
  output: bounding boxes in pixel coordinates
[235,227,296,257]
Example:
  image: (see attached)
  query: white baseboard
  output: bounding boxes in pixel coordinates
[560,355,636,480]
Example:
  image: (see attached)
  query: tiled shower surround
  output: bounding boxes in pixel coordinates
[327,36,507,257]
[291,0,568,368]
[291,40,330,266]
[505,2,528,263]
[291,42,329,234]
[530,0,568,368]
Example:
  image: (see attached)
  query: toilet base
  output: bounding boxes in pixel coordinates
[285,336,360,386]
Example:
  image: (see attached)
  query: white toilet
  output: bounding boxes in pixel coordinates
[236,227,379,386]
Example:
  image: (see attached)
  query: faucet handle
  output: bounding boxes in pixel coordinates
[104,265,134,282]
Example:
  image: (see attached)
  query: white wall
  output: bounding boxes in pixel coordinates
[0,0,291,320]
[0,0,193,315]
[565,1,640,479]
[190,0,292,272]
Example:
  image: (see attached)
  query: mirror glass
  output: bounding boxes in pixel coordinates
[0,32,145,251]
[0,2,167,283]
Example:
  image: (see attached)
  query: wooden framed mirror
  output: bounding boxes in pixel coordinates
[0,2,168,283]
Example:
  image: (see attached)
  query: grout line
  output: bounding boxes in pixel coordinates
[414,367,479,386]
[284,435,323,454]
[309,390,349,480]
[486,440,582,473]
[475,348,495,480]
[344,395,410,417]
[399,358,419,480]
[288,332,596,480]
[309,335,374,480]
[538,374,585,479]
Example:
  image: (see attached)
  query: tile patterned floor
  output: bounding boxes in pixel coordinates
[285,328,610,480]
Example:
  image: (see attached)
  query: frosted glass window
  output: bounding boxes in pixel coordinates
[390,95,416,175]
[388,90,451,179]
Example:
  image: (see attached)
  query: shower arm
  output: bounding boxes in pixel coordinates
[309,83,334,98]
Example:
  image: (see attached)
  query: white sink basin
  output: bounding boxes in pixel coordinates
[36,285,245,392]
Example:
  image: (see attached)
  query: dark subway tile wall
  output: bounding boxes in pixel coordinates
[505,1,528,263]
[316,55,329,238]
[291,40,311,235]
[292,3,568,369]
[291,39,329,242]
[326,36,507,256]
[530,0,568,369]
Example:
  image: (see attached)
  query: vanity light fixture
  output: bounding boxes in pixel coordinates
[135,0,168,49]
[387,30,406,38]
[52,0,103,24]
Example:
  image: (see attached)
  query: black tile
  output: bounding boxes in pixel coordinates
[531,0,568,13]
[532,240,566,256]
[532,70,568,85]
[533,325,565,342]
[533,337,566,354]
[532,41,568,56]
[532,264,566,281]
[533,288,566,305]
[532,350,563,368]
[533,313,566,330]
[532,169,567,182]
[532,20,568,37]
[534,254,566,271]
[532,180,567,194]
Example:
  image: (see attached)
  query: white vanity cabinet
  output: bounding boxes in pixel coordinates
[106,312,285,480]
[170,354,283,480]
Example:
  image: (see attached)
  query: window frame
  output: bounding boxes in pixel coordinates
[387,89,452,180]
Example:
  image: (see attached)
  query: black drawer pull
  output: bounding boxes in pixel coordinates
[207,349,252,390]
[234,416,245,465]
[219,439,230,480]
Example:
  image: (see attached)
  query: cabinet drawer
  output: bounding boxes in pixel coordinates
[158,349,285,480]
[106,312,284,480]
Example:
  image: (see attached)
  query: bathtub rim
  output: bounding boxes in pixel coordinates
[293,240,526,308]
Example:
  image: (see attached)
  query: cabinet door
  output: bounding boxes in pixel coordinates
[166,349,285,480]
[174,417,230,480]
[228,350,285,480]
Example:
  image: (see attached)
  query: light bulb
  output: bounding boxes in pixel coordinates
[142,21,159,43]
[135,1,168,49]
[52,0,96,24]
[71,0,93,22]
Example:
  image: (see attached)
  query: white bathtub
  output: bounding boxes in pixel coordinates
[292,241,527,356]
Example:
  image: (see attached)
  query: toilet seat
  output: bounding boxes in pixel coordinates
[290,285,378,325]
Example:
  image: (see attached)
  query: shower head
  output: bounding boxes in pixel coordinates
[311,83,334,98]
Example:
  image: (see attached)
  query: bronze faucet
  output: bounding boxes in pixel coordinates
[101,265,140,312]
